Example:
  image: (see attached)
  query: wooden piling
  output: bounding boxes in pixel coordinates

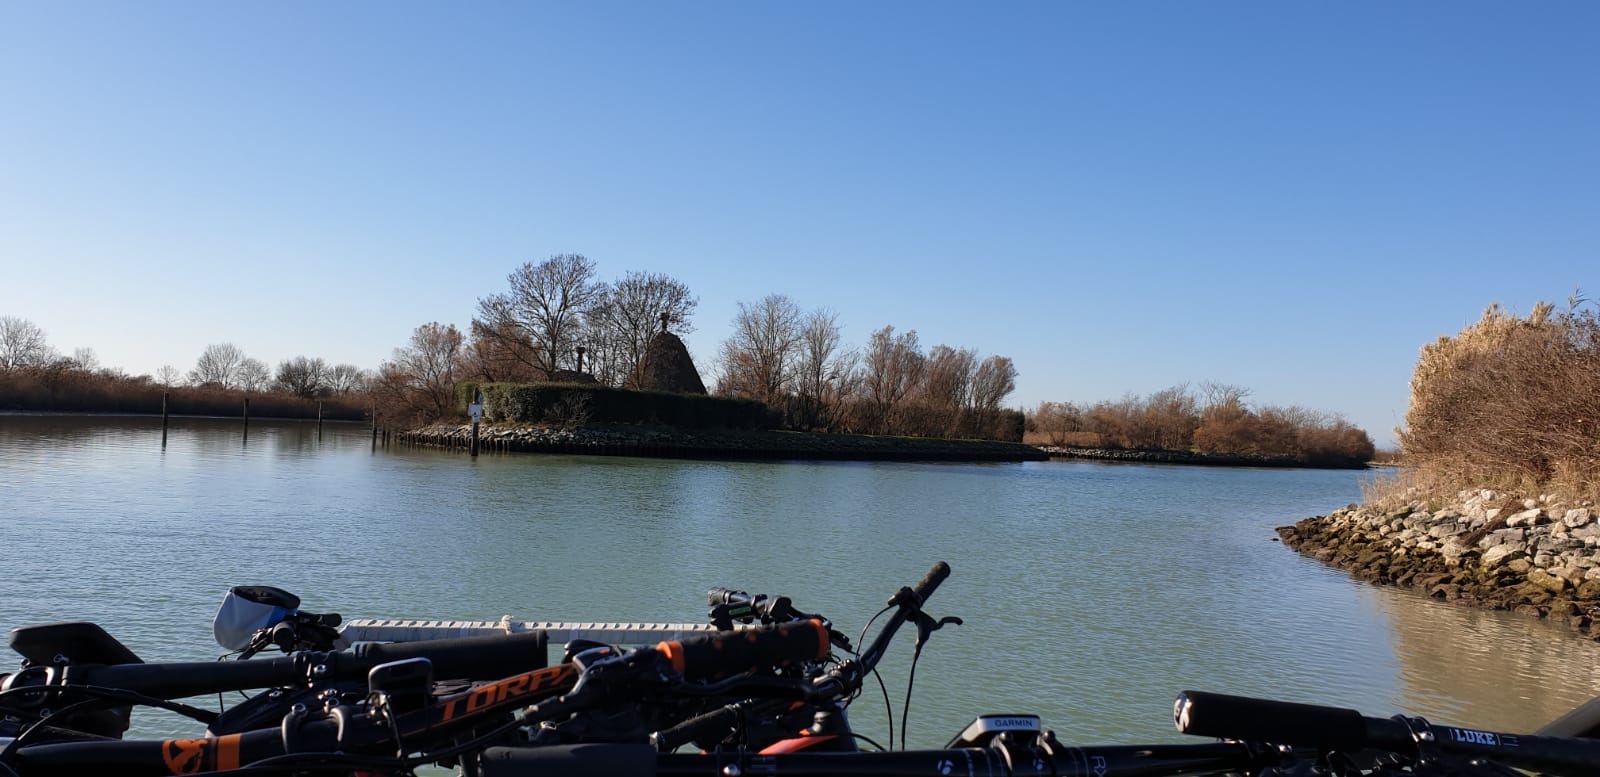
[161,391,169,446]
[317,401,324,440]
[242,397,250,440]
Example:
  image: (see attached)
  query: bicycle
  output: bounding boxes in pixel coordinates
[6,562,1600,777]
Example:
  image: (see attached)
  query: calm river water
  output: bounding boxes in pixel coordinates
[2,415,1598,744]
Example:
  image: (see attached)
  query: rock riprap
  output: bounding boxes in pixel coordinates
[1278,490,1600,639]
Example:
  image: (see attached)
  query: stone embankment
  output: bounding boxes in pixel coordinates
[398,424,1048,463]
[1278,490,1600,640]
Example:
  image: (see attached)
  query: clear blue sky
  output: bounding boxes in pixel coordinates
[2,3,1595,446]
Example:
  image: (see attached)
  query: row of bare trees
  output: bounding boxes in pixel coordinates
[365,255,703,425]
[0,316,371,418]
[714,294,1020,439]
[1026,383,1375,464]
[1,316,105,374]
[180,343,367,398]
[469,254,698,388]
[2,317,369,402]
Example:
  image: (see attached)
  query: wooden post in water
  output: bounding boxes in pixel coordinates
[161,391,169,446]
[242,397,250,442]
[317,401,324,440]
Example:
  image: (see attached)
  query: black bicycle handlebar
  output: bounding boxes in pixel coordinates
[1175,690,1600,777]
[477,741,1259,777]
[655,619,830,681]
[1173,690,1386,751]
[911,561,950,603]
[816,561,951,697]
[6,622,826,776]
[49,630,548,699]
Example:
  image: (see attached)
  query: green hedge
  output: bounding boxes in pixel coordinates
[458,382,778,430]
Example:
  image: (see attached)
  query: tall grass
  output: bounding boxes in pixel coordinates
[0,367,367,420]
[1397,300,1600,502]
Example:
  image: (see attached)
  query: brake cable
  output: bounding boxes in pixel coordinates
[899,605,962,750]
[0,684,219,767]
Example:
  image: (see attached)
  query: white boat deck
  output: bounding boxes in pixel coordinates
[336,616,741,649]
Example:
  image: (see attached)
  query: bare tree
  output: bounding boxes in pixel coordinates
[1140,384,1198,450]
[462,319,541,383]
[1029,401,1083,446]
[970,355,1017,411]
[69,347,100,372]
[920,344,978,436]
[1200,382,1252,410]
[588,271,698,388]
[717,294,802,406]
[862,325,925,434]
[794,308,853,430]
[1193,383,1256,453]
[238,358,273,392]
[476,254,604,377]
[373,322,465,421]
[275,356,329,398]
[188,343,248,388]
[154,365,183,387]
[325,364,369,394]
[0,316,54,369]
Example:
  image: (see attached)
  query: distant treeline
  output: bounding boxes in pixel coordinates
[1025,383,1376,467]
[0,365,367,421]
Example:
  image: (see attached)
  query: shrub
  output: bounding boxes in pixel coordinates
[1400,300,1600,499]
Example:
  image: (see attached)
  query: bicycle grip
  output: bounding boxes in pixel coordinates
[911,561,951,603]
[652,704,742,751]
[655,620,829,680]
[707,587,752,606]
[359,630,548,679]
[1175,690,1368,750]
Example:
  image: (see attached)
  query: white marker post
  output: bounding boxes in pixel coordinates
[468,390,483,458]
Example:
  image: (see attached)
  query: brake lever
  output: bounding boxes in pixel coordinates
[236,628,275,660]
[910,610,963,651]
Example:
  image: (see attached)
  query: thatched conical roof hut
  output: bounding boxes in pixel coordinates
[636,329,706,395]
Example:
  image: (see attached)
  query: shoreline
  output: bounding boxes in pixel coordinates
[1278,491,1600,642]
[1036,444,1371,470]
[0,409,365,423]
[399,423,1050,463]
